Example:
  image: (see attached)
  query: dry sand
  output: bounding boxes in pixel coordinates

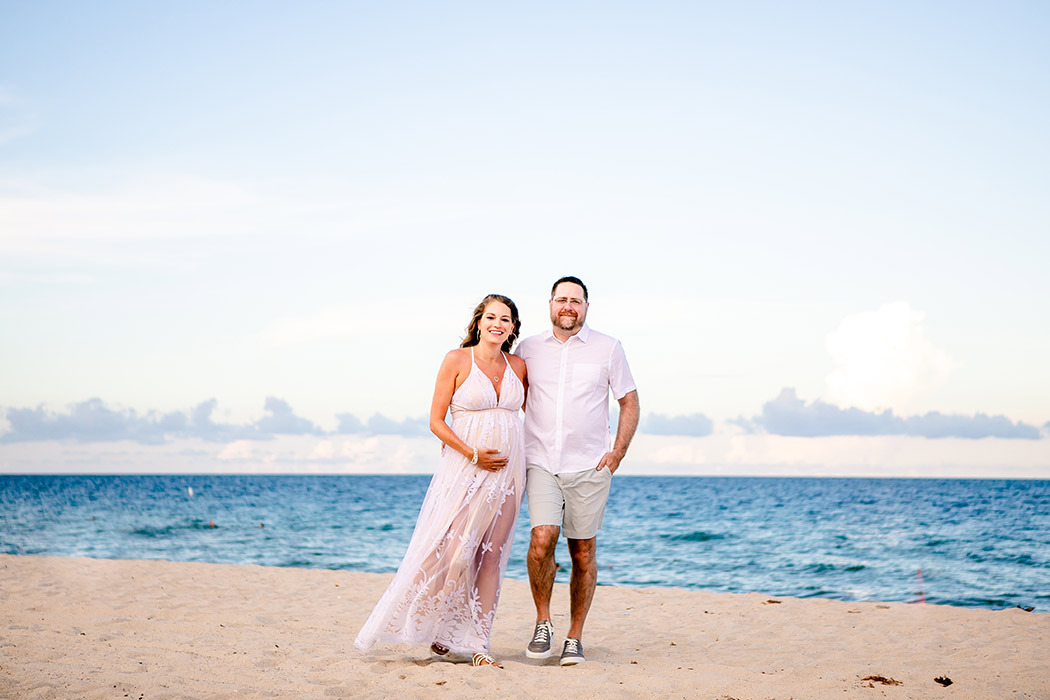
[1,554,1047,699]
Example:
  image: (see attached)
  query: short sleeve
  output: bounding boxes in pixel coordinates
[607,341,637,400]
[514,336,532,361]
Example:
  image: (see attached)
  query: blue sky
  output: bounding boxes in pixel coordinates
[2,1,1048,476]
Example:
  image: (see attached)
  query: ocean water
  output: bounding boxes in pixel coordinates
[1,475,1047,611]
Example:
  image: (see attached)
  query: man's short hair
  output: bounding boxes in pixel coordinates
[551,275,588,301]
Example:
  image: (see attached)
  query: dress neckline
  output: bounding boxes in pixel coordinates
[471,346,510,403]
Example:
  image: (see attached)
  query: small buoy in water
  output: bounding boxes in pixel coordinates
[188,487,194,498]
[209,520,216,528]
[259,523,264,528]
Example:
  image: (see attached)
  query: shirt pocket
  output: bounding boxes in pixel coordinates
[571,363,601,392]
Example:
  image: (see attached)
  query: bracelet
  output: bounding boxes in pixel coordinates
[471,448,479,465]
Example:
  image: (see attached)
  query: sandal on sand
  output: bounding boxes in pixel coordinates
[471,653,503,668]
[430,642,470,663]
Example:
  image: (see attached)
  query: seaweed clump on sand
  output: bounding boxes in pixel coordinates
[862,675,902,686]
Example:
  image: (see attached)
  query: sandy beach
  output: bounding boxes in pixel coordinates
[1,554,1046,699]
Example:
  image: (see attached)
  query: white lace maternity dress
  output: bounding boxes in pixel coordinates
[354,349,525,655]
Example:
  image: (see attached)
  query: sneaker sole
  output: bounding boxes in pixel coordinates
[559,656,585,666]
[525,648,553,659]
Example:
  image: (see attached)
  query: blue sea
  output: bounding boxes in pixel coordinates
[1,475,1047,611]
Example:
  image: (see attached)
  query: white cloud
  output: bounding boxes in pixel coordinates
[216,440,257,460]
[642,412,714,436]
[2,430,1048,477]
[825,302,960,412]
[338,435,437,473]
[0,172,263,259]
[254,397,322,436]
[340,436,383,460]
[255,296,471,349]
[627,430,1050,478]
[752,388,1041,439]
[0,397,325,444]
[311,440,335,459]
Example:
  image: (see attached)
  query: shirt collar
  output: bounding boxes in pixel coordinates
[544,324,591,344]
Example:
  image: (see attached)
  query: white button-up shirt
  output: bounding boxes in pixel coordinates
[517,325,637,475]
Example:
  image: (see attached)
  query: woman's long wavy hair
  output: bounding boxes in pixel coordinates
[461,294,521,353]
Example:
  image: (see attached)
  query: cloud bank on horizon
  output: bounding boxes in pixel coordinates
[2,392,1042,445]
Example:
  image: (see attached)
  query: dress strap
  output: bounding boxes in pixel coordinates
[500,352,515,384]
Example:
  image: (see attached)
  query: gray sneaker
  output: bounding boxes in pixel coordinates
[560,637,585,666]
[525,620,554,659]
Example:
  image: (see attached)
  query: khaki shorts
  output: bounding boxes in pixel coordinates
[526,464,613,540]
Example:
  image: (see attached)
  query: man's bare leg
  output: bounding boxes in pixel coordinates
[566,536,597,640]
[527,525,560,623]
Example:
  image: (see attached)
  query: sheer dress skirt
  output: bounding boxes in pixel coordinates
[354,370,525,655]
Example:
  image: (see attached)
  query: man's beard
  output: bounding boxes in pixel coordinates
[553,312,581,330]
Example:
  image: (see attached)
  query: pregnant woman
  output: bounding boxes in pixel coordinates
[354,294,527,668]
